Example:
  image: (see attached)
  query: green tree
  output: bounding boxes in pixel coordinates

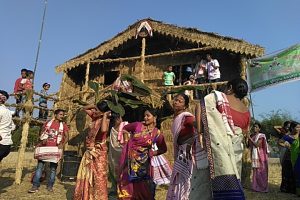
[258,109,292,139]
[11,125,41,150]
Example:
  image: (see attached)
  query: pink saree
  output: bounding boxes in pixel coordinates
[117,122,154,200]
[251,133,269,193]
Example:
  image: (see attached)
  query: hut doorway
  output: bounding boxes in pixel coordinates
[104,70,119,85]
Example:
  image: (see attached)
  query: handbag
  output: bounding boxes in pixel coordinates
[34,146,62,163]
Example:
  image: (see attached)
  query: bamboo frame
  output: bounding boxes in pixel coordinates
[240,56,247,80]
[15,97,33,184]
[154,81,228,91]
[83,62,91,101]
[90,46,213,64]
[56,19,264,73]
[140,38,146,82]
[179,65,183,85]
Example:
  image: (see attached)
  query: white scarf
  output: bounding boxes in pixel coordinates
[251,133,269,168]
[40,119,64,144]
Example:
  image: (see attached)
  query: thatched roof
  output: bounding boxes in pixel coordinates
[56,18,264,73]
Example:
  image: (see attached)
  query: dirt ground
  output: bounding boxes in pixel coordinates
[0,156,299,200]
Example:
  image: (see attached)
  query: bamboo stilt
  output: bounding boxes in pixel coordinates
[140,38,146,83]
[15,93,33,184]
[83,62,90,101]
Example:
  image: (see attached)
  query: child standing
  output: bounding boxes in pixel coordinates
[163,66,176,86]
[38,83,50,120]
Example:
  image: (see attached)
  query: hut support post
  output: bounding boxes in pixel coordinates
[179,65,183,85]
[140,38,146,83]
[15,94,33,184]
[83,62,90,101]
[240,56,247,80]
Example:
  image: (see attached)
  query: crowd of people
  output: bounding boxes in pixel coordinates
[277,121,300,196]
[13,68,53,119]
[0,68,299,199]
[22,77,294,200]
[162,53,221,87]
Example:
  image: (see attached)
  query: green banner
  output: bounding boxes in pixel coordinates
[247,44,300,92]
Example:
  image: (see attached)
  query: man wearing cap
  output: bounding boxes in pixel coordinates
[0,90,15,162]
[38,83,51,120]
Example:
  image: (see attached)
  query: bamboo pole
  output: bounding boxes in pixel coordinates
[240,56,247,80]
[155,81,228,91]
[140,38,146,83]
[83,62,91,101]
[15,92,33,184]
[179,65,183,85]
[91,46,213,64]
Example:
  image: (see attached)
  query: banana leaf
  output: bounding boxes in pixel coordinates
[121,74,151,95]
[88,81,100,93]
[119,97,146,108]
[107,100,125,117]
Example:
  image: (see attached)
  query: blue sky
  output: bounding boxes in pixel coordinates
[1,0,299,120]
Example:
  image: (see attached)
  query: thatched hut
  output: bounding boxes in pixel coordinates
[55,18,264,153]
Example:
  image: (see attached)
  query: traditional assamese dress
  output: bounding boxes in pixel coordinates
[197,91,249,200]
[74,113,108,200]
[250,133,269,192]
[167,112,206,200]
[282,135,300,196]
[118,122,167,200]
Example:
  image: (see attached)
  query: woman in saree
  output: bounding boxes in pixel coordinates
[279,121,300,196]
[108,113,128,194]
[167,93,204,200]
[194,78,250,200]
[248,122,269,192]
[118,108,168,200]
[277,121,295,193]
[74,101,111,200]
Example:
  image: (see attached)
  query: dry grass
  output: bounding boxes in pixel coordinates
[0,162,298,200]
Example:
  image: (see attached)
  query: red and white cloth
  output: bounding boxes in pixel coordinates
[214,91,236,135]
[40,119,64,146]
[34,146,62,163]
[251,133,270,168]
[35,120,66,163]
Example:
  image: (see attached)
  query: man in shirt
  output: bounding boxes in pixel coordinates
[13,68,27,117]
[206,53,221,83]
[28,109,69,193]
[0,90,15,162]
[163,66,176,86]
[194,56,207,84]
[38,83,51,120]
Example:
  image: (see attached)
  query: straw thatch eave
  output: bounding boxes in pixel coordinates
[55,18,264,73]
